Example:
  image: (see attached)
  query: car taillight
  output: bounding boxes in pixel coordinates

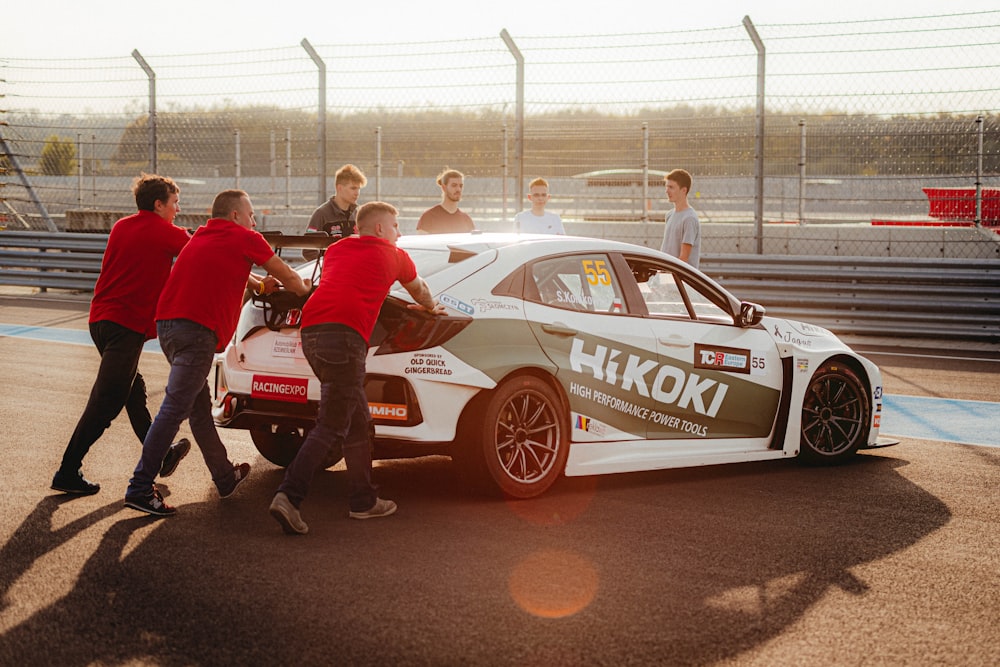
[222,394,238,420]
[374,316,471,355]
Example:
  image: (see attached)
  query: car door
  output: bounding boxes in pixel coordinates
[624,255,783,449]
[521,252,660,443]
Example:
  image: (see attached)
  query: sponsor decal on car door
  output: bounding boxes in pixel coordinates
[524,253,658,441]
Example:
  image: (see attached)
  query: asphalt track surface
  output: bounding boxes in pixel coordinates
[1,290,998,666]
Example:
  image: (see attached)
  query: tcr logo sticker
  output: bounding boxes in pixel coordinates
[693,344,750,374]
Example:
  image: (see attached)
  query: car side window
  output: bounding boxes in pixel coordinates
[530,254,625,313]
[639,270,689,317]
[682,278,731,321]
[629,258,731,322]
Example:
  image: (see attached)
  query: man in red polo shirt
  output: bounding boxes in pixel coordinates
[125,189,310,516]
[269,201,445,535]
[52,173,191,496]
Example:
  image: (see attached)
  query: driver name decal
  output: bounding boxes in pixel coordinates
[251,375,308,404]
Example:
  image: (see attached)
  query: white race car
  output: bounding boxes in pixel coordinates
[212,232,889,498]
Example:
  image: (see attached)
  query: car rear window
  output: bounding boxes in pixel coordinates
[405,247,473,277]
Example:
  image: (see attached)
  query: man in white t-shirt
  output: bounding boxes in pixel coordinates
[515,177,565,234]
[659,168,700,268]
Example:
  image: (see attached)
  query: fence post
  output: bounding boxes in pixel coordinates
[234,130,241,189]
[91,135,97,209]
[284,128,292,211]
[975,114,984,226]
[743,16,765,254]
[269,129,276,212]
[131,50,157,174]
[798,119,806,226]
[301,39,327,204]
[642,122,650,222]
[77,134,83,208]
[501,30,525,214]
[375,126,382,201]
[502,123,509,223]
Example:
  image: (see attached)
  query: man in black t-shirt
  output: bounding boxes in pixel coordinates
[304,164,367,259]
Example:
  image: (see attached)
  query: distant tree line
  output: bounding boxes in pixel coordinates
[12,106,1000,179]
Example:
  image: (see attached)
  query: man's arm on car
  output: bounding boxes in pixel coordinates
[262,255,312,296]
[401,276,446,315]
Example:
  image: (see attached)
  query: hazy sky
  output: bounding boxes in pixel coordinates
[6,0,996,59]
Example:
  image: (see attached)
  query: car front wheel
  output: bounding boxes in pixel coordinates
[472,375,568,499]
[799,362,870,464]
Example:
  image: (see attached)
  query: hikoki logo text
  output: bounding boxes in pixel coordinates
[568,337,729,418]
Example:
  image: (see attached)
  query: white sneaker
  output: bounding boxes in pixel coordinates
[349,497,397,520]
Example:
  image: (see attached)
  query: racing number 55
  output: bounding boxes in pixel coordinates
[582,259,611,286]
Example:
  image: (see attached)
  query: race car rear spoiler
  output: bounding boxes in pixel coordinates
[260,231,335,250]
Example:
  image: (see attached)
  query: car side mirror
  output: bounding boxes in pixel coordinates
[738,301,765,327]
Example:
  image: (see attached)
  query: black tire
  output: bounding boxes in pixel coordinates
[799,362,871,464]
[467,375,568,499]
[250,424,343,469]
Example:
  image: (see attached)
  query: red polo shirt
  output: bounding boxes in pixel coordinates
[302,235,418,342]
[155,219,275,351]
[89,210,191,339]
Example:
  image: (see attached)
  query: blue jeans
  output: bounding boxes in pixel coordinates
[279,324,376,513]
[59,320,151,474]
[127,319,233,499]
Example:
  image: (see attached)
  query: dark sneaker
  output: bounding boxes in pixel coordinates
[159,438,191,477]
[218,462,251,499]
[348,497,397,520]
[51,469,100,495]
[124,486,176,517]
[269,492,309,535]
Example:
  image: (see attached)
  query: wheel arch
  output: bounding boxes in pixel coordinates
[798,353,873,465]
[454,365,570,444]
[819,353,874,399]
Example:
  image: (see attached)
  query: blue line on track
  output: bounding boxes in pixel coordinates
[2,323,996,447]
[0,323,161,353]
[881,394,999,448]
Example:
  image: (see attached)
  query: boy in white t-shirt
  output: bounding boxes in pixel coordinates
[515,177,565,234]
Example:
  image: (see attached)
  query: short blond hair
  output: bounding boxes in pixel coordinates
[529,177,549,189]
[356,201,398,233]
[336,163,367,187]
[211,189,249,219]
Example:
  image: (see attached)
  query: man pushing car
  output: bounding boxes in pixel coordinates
[269,201,446,535]
[125,189,310,516]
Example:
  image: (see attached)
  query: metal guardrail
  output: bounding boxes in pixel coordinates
[702,255,1000,342]
[2,231,997,342]
[0,231,107,291]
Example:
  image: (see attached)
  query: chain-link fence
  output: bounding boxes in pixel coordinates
[2,11,999,257]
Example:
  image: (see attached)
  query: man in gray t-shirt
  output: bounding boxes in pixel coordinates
[659,169,700,269]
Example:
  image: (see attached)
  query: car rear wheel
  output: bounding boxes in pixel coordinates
[799,362,870,464]
[465,375,568,499]
[250,424,343,469]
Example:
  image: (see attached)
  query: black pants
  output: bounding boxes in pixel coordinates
[58,320,152,474]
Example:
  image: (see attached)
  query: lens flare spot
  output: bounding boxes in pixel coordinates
[509,549,599,618]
